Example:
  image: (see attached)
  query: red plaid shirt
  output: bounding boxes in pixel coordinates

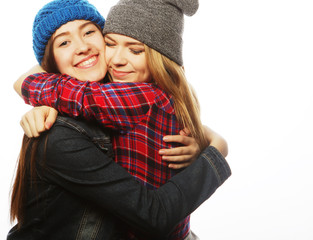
[22,73,190,240]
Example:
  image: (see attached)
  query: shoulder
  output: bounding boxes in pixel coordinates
[150,84,175,114]
[136,83,175,114]
[38,116,113,170]
[47,116,112,156]
[89,82,175,113]
[55,116,111,139]
[126,83,175,114]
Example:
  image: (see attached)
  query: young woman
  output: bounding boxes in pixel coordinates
[12,0,230,239]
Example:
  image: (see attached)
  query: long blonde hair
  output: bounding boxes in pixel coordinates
[145,46,207,150]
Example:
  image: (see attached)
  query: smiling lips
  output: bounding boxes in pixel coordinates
[76,55,98,69]
[111,69,132,79]
[75,56,131,79]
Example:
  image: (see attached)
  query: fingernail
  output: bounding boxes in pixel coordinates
[163,136,169,141]
[159,150,165,154]
[168,164,174,169]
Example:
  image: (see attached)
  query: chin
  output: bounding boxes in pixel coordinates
[112,78,135,83]
[89,79,103,82]
[87,74,105,82]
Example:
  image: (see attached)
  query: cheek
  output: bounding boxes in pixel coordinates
[138,60,151,81]
[94,35,106,55]
[137,68,151,82]
[55,59,68,74]
[143,70,152,82]
[105,48,113,64]
[54,51,69,73]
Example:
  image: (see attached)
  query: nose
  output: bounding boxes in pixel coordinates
[75,38,90,55]
[111,47,127,66]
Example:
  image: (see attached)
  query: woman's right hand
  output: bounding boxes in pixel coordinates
[20,106,58,138]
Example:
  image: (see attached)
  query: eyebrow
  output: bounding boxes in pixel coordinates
[53,22,95,43]
[105,35,144,47]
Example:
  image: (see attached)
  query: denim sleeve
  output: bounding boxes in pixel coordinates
[39,122,231,237]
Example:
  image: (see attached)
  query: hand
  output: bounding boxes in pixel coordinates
[159,128,201,170]
[20,106,58,138]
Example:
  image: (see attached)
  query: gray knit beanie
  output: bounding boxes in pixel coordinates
[103,0,199,66]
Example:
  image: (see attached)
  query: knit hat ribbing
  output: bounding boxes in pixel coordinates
[103,0,199,66]
[33,0,105,64]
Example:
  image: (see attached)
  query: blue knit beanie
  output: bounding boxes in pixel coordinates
[33,0,105,64]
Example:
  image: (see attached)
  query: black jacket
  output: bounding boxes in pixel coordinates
[7,116,231,240]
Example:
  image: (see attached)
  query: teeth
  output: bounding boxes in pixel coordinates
[78,56,96,67]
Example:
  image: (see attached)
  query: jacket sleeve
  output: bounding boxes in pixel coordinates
[38,120,231,237]
[22,73,158,131]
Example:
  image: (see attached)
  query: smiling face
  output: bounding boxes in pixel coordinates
[104,33,152,83]
[52,20,107,82]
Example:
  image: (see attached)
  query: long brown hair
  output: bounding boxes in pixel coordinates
[10,136,42,226]
[145,46,208,150]
[41,37,60,73]
[10,30,56,228]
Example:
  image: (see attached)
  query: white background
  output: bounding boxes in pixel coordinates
[1,0,313,239]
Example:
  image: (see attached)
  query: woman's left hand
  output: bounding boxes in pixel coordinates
[159,128,200,169]
[20,106,58,138]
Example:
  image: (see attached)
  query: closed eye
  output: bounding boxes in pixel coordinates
[105,41,115,47]
[130,49,144,55]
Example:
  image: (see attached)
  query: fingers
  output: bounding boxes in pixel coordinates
[159,146,197,170]
[162,135,200,156]
[34,109,46,133]
[19,106,57,138]
[160,133,201,169]
[163,134,194,146]
[20,109,45,138]
[179,128,191,136]
[45,108,58,129]
[159,145,197,161]
[20,117,33,138]
[160,152,191,161]
[168,162,191,170]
